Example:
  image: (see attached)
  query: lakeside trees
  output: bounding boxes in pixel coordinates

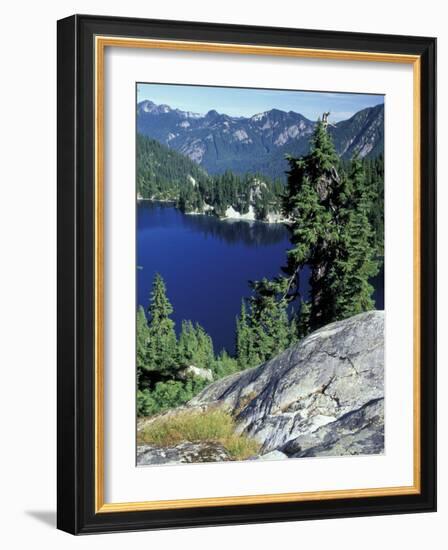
[137,274,239,416]
[137,120,384,413]
[137,134,284,220]
[138,133,383,236]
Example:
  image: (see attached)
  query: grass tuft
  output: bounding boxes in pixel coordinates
[138,409,260,461]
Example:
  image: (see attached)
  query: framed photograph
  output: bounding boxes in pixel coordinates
[57,14,436,534]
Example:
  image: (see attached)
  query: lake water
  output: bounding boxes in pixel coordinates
[137,201,384,354]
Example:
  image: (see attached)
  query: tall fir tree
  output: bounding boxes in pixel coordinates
[299,120,342,330]
[136,305,150,386]
[235,289,292,370]
[252,119,340,335]
[250,117,380,339]
[177,320,198,366]
[145,273,178,378]
[178,320,214,369]
[193,323,215,369]
[249,280,292,362]
[236,300,256,369]
[326,157,379,319]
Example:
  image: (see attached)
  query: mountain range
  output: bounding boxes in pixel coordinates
[137,99,384,180]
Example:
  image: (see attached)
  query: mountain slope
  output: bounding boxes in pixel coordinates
[137,135,284,221]
[137,99,384,180]
[329,104,384,159]
[137,134,210,200]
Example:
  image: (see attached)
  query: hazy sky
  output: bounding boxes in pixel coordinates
[137,83,384,122]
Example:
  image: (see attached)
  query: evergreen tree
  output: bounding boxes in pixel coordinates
[250,118,380,338]
[213,349,239,378]
[366,155,384,256]
[145,273,178,378]
[327,157,379,319]
[296,300,311,339]
[236,300,255,369]
[236,291,292,370]
[249,280,291,362]
[178,180,204,213]
[137,134,284,220]
[136,305,150,386]
[250,119,339,336]
[136,120,383,418]
[193,323,215,369]
[137,134,210,201]
[178,320,214,369]
[300,121,342,330]
[177,320,198,366]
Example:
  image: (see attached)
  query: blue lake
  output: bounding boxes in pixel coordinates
[137,201,384,354]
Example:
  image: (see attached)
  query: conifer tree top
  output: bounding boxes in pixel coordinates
[149,273,174,321]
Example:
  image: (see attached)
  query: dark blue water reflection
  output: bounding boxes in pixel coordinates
[137,202,384,354]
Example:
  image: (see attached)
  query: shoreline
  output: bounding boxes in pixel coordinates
[138,197,290,225]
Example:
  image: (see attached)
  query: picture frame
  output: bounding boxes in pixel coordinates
[57,14,436,534]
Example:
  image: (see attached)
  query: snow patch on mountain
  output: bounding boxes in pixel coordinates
[251,112,268,122]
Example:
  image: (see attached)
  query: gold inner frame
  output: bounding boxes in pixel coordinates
[94,36,422,513]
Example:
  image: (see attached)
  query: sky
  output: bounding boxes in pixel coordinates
[137,83,384,122]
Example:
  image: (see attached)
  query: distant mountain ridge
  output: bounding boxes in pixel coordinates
[137,99,384,180]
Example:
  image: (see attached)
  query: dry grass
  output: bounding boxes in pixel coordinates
[138,409,260,460]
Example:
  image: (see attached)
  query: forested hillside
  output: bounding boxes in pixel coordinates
[137,134,284,220]
[137,134,210,200]
[137,133,383,233]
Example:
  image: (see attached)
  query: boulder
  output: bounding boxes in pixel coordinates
[282,397,384,457]
[136,311,384,464]
[189,310,384,454]
[137,441,231,465]
[177,365,214,382]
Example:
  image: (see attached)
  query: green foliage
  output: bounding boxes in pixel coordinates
[235,291,294,371]
[136,121,384,419]
[142,273,178,381]
[137,134,284,220]
[178,320,214,370]
[203,171,283,220]
[296,300,311,339]
[340,154,384,257]
[279,123,339,332]
[137,134,209,200]
[137,274,240,418]
[249,119,382,339]
[235,300,255,370]
[325,157,379,319]
[137,409,261,460]
[250,281,292,361]
[178,179,205,213]
[364,155,384,256]
[308,120,340,177]
[137,379,209,417]
[136,305,150,384]
[212,350,239,379]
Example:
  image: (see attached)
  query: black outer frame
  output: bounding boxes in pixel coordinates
[57,14,437,535]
